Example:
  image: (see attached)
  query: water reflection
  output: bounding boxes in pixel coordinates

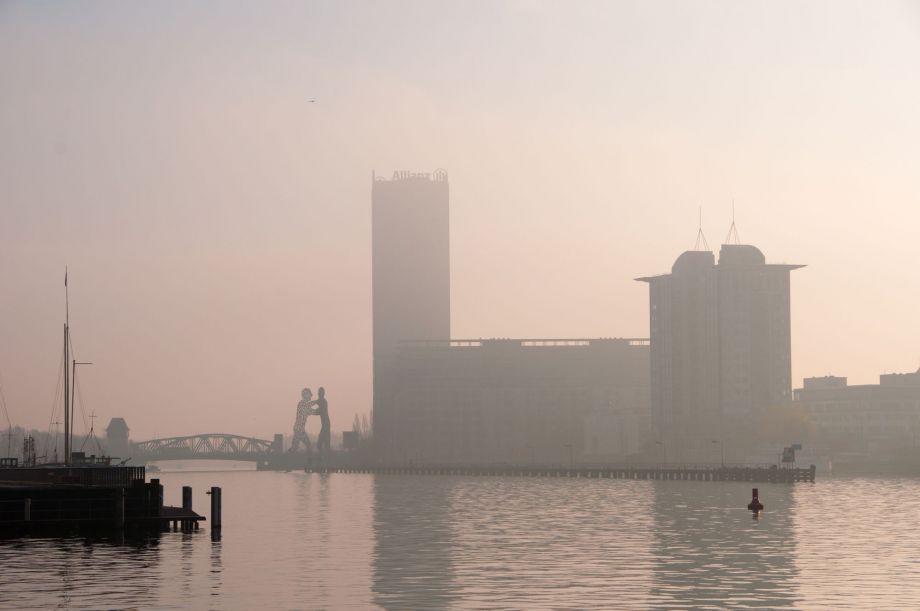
[209,537,223,599]
[287,471,375,609]
[444,477,657,607]
[177,531,195,598]
[792,478,920,609]
[371,475,660,608]
[0,534,164,609]
[372,474,457,609]
[371,476,804,609]
[7,472,920,609]
[649,481,799,609]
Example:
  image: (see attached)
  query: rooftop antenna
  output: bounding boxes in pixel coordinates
[725,199,741,245]
[693,206,710,251]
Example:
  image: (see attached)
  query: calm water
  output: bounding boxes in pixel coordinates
[2,467,920,609]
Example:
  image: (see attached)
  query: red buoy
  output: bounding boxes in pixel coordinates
[747,487,764,512]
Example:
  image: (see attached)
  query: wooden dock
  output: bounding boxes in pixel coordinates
[308,463,817,483]
[0,469,206,535]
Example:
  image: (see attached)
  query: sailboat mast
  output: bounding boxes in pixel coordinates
[63,268,70,467]
[63,324,69,466]
[71,359,76,462]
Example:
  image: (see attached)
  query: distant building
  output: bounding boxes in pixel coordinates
[372,170,451,459]
[376,338,650,464]
[106,417,130,459]
[369,171,650,464]
[795,370,920,453]
[637,244,803,461]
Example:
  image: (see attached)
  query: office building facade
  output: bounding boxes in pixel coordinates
[377,338,650,464]
[638,244,803,461]
[795,371,920,456]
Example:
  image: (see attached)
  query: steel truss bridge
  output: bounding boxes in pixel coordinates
[133,434,280,462]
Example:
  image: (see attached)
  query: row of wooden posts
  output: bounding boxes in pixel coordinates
[312,464,817,483]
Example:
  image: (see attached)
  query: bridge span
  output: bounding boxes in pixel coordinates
[132,433,282,463]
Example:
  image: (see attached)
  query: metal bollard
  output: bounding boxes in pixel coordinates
[748,487,764,512]
[208,486,222,529]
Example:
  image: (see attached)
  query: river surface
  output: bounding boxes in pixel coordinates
[2,466,919,609]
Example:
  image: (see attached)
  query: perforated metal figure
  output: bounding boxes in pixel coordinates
[315,387,331,458]
[290,387,317,453]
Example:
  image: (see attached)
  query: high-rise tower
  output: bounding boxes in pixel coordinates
[372,170,450,457]
[638,244,803,461]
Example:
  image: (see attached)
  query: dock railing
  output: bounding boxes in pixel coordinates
[0,465,146,487]
[78,466,146,487]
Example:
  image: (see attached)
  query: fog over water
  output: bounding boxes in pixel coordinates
[1,2,919,442]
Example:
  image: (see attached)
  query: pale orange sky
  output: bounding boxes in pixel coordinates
[1,1,919,441]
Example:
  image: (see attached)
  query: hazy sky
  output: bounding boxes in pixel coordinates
[2,1,919,441]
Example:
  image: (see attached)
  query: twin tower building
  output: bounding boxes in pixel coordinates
[372,170,801,464]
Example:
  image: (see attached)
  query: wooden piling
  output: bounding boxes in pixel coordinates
[209,486,222,530]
